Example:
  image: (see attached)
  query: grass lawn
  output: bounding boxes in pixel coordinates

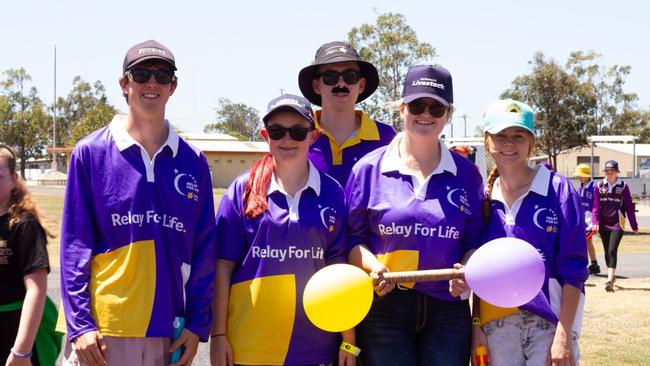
[32,189,650,365]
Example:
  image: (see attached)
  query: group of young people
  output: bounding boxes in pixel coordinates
[1,37,635,366]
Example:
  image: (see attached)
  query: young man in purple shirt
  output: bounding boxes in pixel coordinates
[298,41,396,186]
[592,160,638,292]
[59,40,216,366]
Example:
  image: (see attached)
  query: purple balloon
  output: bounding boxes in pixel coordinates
[465,237,545,308]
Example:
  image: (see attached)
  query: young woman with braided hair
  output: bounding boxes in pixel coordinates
[0,145,59,366]
[451,99,588,366]
[210,95,354,366]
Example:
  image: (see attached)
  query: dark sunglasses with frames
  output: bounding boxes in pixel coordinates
[266,125,314,141]
[316,69,362,86]
[406,100,448,118]
[126,68,176,85]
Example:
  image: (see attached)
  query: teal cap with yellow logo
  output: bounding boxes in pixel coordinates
[482,99,535,135]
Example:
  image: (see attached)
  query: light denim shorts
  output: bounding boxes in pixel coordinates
[482,310,580,366]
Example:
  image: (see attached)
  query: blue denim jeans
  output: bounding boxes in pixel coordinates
[482,310,580,366]
[356,288,471,366]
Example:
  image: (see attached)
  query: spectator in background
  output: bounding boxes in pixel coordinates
[0,144,61,366]
[592,160,638,292]
[574,163,600,275]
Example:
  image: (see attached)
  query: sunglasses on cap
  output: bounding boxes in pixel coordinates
[266,125,314,141]
[126,68,176,85]
[406,100,448,118]
[317,69,362,86]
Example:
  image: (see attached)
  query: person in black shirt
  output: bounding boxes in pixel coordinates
[0,145,54,365]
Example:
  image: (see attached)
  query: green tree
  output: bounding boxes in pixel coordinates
[348,12,436,130]
[566,51,650,141]
[204,98,261,141]
[0,68,51,179]
[502,51,650,167]
[55,76,110,146]
[69,101,118,145]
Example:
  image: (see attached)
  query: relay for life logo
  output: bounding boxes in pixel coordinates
[173,169,199,202]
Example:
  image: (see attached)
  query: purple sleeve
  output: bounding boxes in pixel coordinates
[556,182,589,290]
[591,183,600,226]
[622,185,638,231]
[184,155,217,341]
[60,147,98,341]
[344,167,370,253]
[461,166,485,252]
[215,178,247,263]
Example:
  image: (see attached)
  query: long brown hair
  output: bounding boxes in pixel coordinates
[242,153,274,218]
[0,145,54,237]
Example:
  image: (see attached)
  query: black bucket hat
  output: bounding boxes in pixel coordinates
[298,41,379,106]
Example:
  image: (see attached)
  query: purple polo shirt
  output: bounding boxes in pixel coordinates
[577,180,595,230]
[215,161,347,366]
[345,134,484,301]
[60,115,216,341]
[484,166,588,333]
[309,110,396,186]
[592,178,638,231]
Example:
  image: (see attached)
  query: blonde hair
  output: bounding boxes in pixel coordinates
[0,145,54,237]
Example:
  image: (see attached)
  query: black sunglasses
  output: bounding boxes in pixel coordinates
[127,68,176,85]
[266,125,313,141]
[317,69,362,86]
[406,100,448,118]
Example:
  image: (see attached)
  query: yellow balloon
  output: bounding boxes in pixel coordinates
[303,264,374,332]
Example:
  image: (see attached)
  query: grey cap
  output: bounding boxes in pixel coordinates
[123,39,176,72]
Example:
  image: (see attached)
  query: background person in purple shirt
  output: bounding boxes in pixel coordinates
[453,99,587,366]
[346,65,484,365]
[210,95,355,366]
[299,41,396,186]
[592,160,638,292]
[574,163,601,275]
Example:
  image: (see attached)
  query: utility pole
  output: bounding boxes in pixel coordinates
[279,88,284,96]
[461,114,468,137]
[52,45,58,173]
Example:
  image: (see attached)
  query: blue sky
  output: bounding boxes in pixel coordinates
[1,0,649,138]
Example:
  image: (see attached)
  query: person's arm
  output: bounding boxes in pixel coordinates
[622,184,638,232]
[470,294,489,366]
[60,147,108,365]
[344,165,393,296]
[182,157,217,340]
[348,244,394,296]
[210,260,236,366]
[338,328,357,366]
[60,148,100,340]
[173,157,217,365]
[591,183,600,232]
[548,284,581,364]
[7,269,47,366]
